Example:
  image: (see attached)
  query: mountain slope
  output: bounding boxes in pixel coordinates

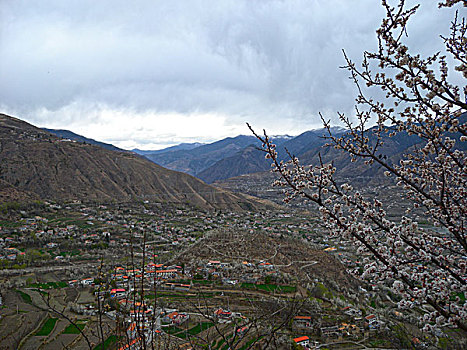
[143,135,260,175]
[197,145,270,183]
[0,114,273,211]
[43,128,123,152]
[194,128,345,183]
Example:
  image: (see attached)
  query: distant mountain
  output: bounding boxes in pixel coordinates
[133,142,204,156]
[143,135,261,176]
[195,127,346,183]
[276,127,346,160]
[43,128,123,152]
[0,114,274,211]
[197,145,270,183]
[216,115,467,199]
[140,134,296,179]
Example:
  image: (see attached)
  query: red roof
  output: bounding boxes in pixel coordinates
[294,316,312,320]
[293,336,309,343]
[111,288,125,293]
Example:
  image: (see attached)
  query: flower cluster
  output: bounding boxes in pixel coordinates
[250,0,466,333]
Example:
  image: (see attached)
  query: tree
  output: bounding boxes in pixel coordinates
[250,0,466,333]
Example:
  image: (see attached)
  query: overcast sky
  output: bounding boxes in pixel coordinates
[0,0,457,149]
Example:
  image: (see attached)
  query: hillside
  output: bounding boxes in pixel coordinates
[0,114,273,211]
[176,228,359,291]
[42,128,123,152]
[197,128,344,183]
[197,145,270,183]
[142,135,260,176]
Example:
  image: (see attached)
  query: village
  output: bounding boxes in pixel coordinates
[0,201,431,349]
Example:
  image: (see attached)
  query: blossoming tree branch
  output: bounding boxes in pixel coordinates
[250,0,466,332]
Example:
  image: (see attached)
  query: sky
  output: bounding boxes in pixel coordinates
[0,0,458,150]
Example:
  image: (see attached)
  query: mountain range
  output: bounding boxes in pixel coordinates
[12,112,464,202]
[134,128,347,183]
[0,114,274,211]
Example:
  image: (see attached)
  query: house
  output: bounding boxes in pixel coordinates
[214,308,232,320]
[236,325,249,337]
[163,311,189,325]
[294,315,313,328]
[155,269,179,279]
[258,262,274,269]
[68,280,78,286]
[174,284,191,292]
[293,336,310,348]
[81,278,94,286]
[110,288,126,298]
[365,314,380,329]
[320,325,340,338]
[342,306,361,317]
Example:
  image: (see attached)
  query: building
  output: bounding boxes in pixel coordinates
[293,336,310,348]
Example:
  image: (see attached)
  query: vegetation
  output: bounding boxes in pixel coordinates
[240,283,296,293]
[63,322,86,334]
[187,322,214,335]
[16,290,32,304]
[93,335,118,350]
[35,317,58,336]
[27,281,67,289]
[251,0,466,332]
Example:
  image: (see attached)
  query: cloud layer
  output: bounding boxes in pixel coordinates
[0,0,456,149]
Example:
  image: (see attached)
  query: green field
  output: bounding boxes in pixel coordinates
[166,326,184,334]
[63,322,86,334]
[93,335,118,350]
[35,317,58,336]
[28,281,67,289]
[17,290,32,304]
[240,283,296,293]
[188,322,213,335]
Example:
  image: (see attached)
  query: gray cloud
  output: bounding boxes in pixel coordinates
[0,0,458,148]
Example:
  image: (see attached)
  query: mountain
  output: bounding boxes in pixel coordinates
[133,142,204,156]
[142,135,260,176]
[216,115,467,201]
[0,114,274,211]
[197,145,270,183]
[140,134,295,180]
[43,128,123,152]
[195,127,346,183]
[276,126,347,160]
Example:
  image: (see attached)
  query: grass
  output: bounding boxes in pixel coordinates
[63,322,86,334]
[17,290,32,304]
[450,292,465,302]
[215,338,225,350]
[239,335,263,350]
[194,279,216,285]
[368,339,392,347]
[35,317,58,336]
[166,326,184,334]
[93,335,118,350]
[240,283,296,293]
[188,322,214,335]
[28,281,68,289]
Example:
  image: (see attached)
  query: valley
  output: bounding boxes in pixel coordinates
[0,113,464,349]
[0,199,446,349]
